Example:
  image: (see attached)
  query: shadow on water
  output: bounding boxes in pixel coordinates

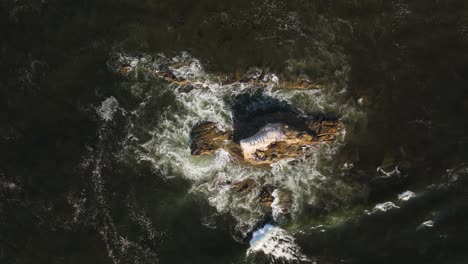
[230,88,340,142]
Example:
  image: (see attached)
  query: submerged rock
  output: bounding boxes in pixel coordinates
[231,178,257,193]
[307,119,344,142]
[259,188,275,207]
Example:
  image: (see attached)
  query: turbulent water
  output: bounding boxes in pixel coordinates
[106,51,364,252]
[2,1,468,264]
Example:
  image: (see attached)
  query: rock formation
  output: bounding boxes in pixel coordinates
[190,122,243,157]
[239,123,317,165]
[231,178,257,193]
[116,60,322,90]
[259,188,274,207]
[190,119,344,165]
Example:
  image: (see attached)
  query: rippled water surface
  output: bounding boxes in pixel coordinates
[2,1,468,263]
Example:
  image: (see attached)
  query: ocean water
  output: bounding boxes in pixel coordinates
[2,1,468,264]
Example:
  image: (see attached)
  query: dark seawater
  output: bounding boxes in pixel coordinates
[1,1,468,264]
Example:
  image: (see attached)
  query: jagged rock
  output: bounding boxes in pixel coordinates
[240,123,317,165]
[231,178,257,193]
[306,120,344,142]
[259,188,274,206]
[190,122,233,156]
[271,189,292,222]
[190,119,344,165]
[190,122,243,157]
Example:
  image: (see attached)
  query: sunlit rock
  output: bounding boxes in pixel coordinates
[259,188,274,207]
[231,178,257,193]
[190,122,241,157]
[240,123,316,165]
[306,120,345,142]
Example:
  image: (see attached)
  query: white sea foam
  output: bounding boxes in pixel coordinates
[248,224,310,262]
[398,190,416,202]
[271,189,291,222]
[369,201,400,214]
[97,97,119,121]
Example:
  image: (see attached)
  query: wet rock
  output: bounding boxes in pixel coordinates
[190,92,344,165]
[190,122,232,156]
[153,65,321,90]
[231,178,257,193]
[118,64,133,76]
[279,75,323,89]
[259,188,274,207]
[240,123,317,165]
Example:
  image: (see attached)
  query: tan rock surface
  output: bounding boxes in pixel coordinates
[190,122,243,157]
[190,120,344,165]
[231,178,257,193]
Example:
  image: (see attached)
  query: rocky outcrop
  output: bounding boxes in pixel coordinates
[239,123,317,165]
[306,120,345,142]
[190,120,344,165]
[190,122,241,156]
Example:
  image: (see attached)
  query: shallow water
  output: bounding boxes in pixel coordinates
[2,1,468,263]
